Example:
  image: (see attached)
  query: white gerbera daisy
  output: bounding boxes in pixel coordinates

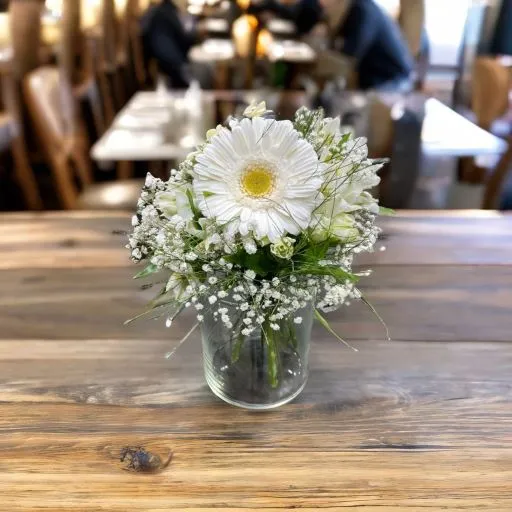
[192,117,322,242]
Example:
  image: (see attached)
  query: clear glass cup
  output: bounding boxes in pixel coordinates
[200,300,313,410]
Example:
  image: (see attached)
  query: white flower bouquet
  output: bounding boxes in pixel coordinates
[128,101,387,408]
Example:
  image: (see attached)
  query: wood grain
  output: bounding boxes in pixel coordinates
[1,265,510,341]
[1,211,512,511]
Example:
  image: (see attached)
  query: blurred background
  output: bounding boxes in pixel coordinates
[0,0,510,212]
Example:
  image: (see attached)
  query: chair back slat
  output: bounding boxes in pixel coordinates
[472,57,510,131]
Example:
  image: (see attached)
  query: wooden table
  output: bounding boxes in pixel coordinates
[2,210,512,511]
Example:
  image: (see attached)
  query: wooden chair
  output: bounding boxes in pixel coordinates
[370,96,424,208]
[23,66,142,210]
[398,0,423,58]
[458,57,511,185]
[0,1,45,209]
[60,0,135,180]
[482,137,512,209]
[98,0,131,114]
[471,57,510,132]
[0,87,43,209]
[60,0,107,139]
[8,0,43,80]
[398,0,428,90]
[125,0,155,90]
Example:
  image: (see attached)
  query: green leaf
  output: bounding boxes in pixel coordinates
[379,206,395,216]
[186,188,202,219]
[203,191,214,198]
[314,309,358,352]
[295,265,359,283]
[360,295,391,341]
[301,239,331,262]
[230,249,278,277]
[133,264,158,280]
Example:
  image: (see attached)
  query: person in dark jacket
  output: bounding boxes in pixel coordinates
[141,0,196,88]
[333,0,413,90]
[490,0,512,57]
[249,0,413,91]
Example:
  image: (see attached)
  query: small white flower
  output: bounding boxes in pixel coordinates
[243,100,269,118]
[270,323,280,331]
[197,314,204,321]
[272,277,280,286]
[241,328,252,336]
[221,314,230,323]
[154,187,194,221]
[243,238,257,255]
[233,294,242,301]
[208,276,218,285]
[145,173,155,188]
[243,318,252,325]
[218,290,228,298]
[195,303,204,310]
[206,124,225,141]
[294,317,303,324]
[131,215,139,226]
[240,302,249,311]
[270,237,295,260]
[244,270,256,280]
[165,318,173,328]
[208,296,217,305]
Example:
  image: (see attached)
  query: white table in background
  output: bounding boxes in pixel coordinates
[421,98,508,158]
[91,92,508,164]
[91,91,210,163]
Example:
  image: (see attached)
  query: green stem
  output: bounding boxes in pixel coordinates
[262,321,279,389]
[231,333,244,364]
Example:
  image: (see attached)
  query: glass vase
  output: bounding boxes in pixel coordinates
[200,301,313,410]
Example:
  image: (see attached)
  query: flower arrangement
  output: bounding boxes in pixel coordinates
[128,101,387,408]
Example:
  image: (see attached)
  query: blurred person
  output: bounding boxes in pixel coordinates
[250,0,413,91]
[490,0,512,57]
[141,0,197,87]
[324,0,413,91]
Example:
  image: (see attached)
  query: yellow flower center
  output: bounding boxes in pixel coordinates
[240,164,275,198]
